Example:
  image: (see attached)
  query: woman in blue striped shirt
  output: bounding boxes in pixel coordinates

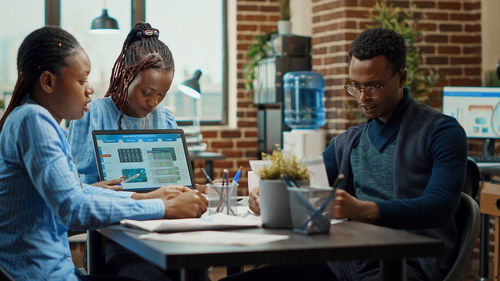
[68,22,179,187]
[0,26,207,281]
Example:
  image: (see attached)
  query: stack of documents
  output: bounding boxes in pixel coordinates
[120,213,261,233]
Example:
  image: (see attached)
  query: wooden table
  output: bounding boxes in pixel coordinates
[91,221,443,281]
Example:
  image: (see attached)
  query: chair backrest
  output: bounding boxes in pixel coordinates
[463,157,480,199]
[0,264,14,281]
[442,192,480,281]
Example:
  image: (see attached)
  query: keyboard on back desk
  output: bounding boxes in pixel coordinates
[470,155,500,163]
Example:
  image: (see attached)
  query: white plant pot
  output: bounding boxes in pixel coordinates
[259,179,309,229]
[278,20,291,35]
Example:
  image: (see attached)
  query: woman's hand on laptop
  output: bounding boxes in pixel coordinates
[162,190,208,218]
[91,177,124,191]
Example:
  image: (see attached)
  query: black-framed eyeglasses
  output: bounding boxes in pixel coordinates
[344,71,401,98]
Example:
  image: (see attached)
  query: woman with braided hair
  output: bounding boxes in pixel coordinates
[69,22,178,187]
[68,23,210,281]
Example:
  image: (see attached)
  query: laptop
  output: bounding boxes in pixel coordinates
[92,129,195,191]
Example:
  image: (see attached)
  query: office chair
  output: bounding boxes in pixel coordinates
[0,264,14,281]
[442,192,480,281]
[463,157,480,199]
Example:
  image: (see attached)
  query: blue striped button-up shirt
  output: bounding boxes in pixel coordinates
[0,98,164,280]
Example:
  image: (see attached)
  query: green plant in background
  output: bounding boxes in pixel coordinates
[369,2,439,103]
[244,31,277,91]
[485,70,500,87]
[259,149,309,181]
[279,0,290,20]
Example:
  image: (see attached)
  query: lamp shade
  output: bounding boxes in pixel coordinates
[90,9,119,30]
[178,70,202,99]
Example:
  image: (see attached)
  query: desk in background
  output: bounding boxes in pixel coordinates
[189,151,226,179]
[92,221,443,281]
[477,162,500,178]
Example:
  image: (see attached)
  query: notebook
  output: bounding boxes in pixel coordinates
[92,129,195,191]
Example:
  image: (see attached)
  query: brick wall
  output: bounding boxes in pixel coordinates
[201,0,483,187]
[311,0,482,140]
[198,0,281,194]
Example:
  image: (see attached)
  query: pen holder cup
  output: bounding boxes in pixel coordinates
[207,182,238,216]
[287,187,334,235]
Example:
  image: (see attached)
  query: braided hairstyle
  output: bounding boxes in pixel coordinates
[106,22,174,129]
[0,26,81,132]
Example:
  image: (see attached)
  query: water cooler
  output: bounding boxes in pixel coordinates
[282,71,326,160]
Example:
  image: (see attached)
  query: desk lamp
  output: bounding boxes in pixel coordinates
[178,70,205,152]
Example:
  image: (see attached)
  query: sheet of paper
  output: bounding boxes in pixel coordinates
[139,231,289,246]
[304,156,329,187]
[248,160,272,175]
[121,213,261,233]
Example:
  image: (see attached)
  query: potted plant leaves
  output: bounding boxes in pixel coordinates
[258,149,309,228]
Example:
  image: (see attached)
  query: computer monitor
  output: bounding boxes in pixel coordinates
[443,86,500,138]
[443,86,500,157]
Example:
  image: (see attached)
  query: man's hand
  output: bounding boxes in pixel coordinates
[91,177,124,191]
[332,189,379,223]
[248,188,260,215]
[162,190,208,219]
[131,185,191,200]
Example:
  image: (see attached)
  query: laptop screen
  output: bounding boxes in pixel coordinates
[92,129,195,191]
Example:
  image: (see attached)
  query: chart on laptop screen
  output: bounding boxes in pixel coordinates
[442,86,500,138]
[94,131,193,191]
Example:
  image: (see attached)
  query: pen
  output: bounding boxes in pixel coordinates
[200,168,213,184]
[123,173,141,183]
[232,166,243,184]
[222,169,229,186]
[280,174,294,187]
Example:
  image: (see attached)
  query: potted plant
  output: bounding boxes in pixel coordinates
[258,149,309,228]
[278,0,291,35]
[243,31,276,94]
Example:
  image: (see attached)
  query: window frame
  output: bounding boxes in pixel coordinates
[45,0,228,126]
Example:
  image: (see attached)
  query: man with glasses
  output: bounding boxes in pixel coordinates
[241,27,467,281]
[320,27,467,281]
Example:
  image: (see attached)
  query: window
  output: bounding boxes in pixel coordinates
[0,0,44,98]
[61,0,131,99]
[146,0,227,124]
[0,0,228,125]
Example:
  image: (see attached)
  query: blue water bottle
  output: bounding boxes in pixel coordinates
[283,71,325,129]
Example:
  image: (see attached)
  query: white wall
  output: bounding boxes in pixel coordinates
[290,0,312,36]
[482,0,500,83]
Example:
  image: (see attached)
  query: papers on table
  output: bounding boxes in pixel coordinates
[120,213,261,233]
[249,156,329,188]
[140,231,289,246]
